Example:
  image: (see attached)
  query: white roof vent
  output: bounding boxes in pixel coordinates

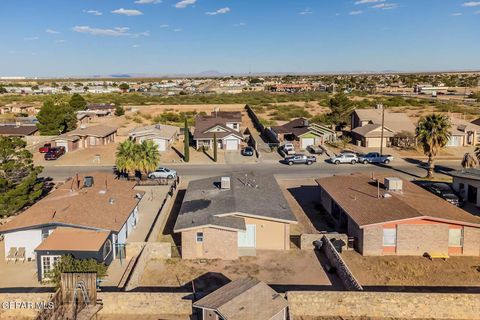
[384,177,402,192]
[221,177,231,190]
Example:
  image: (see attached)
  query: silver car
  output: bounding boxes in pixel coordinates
[148,167,177,179]
[330,153,358,165]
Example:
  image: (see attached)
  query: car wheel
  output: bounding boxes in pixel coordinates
[384,159,390,164]
[363,160,368,164]
[288,161,293,166]
[148,175,154,179]
[307,161,312,165]
[351,160,357,165]
[167,175,173,179]
[334,160,340,165]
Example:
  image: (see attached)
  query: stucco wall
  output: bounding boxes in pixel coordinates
[452,177,480,206]
[396,224,449,255]
[181,227,238,260]
[4,229,43,260]
[243,216,290,250]
[462,226,480,256]
[361,225,383,256]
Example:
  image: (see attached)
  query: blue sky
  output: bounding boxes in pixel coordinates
[0,0,479,77]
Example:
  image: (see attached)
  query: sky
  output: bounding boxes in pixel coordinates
[0,0,479,77]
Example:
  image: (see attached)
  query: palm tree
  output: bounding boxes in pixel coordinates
[138,140,161,178]
[115,139,139,178]
[416,114,451,179]
[462,152,477,169]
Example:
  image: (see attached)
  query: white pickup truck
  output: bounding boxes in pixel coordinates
[281,143,296,156]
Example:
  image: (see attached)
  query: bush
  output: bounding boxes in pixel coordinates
[46,255,108,288]
[115,106,125,116]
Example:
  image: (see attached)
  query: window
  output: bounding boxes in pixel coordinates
[196,232,204,243]
[41,255,60,279]
[383,228,397,246]
[41,229,50,240]
[448,228,463,247]
[103,239,112,260]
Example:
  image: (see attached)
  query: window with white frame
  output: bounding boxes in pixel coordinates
[448,228,463,247]
[196,232,204,243]
[41,255,60,279]
[382,228,397,246]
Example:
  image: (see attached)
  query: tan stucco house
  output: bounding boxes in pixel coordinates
[174,173,297,259]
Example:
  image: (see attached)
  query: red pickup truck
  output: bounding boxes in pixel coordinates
[38,143,52,153]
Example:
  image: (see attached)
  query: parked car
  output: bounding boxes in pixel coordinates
[38,143,52,153]
[148,167,177,179]
[241,146,255,156]
[44,146,65,160]
[358,152,394,164]
[306,145,324,155]
[281,143,296,156]
[423,182,463,207]
[330,152,358,165]
[284,154,316,165]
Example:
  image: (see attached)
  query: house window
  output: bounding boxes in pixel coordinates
[41,255,61,279]
[196,232,204,243]
[383,228,397,246]
[41,229,50,240]
[232,123,239,130]
[448,228,463,247]
[103,239,112,260]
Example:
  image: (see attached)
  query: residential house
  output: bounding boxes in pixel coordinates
[0,104,38,115]
[270,118,336,150]
[450,169,480,206]
[193,278,288,320]
[446,117,480,147]
[193,111,244,151]
[0,124,38,137]
[174,173,297,259]
[50,124,117,152]
[83,103,116,117]
[317,173,480,256]
[270,84,316,93]
[351,108,416,148]
[129,124,180,152]
[0,173,143,280]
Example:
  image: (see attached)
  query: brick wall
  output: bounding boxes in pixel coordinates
[287,291,480,320]
[182,227,238,260]
[362,225,383,256]
[396,224,448,255]
[463,226,480,255]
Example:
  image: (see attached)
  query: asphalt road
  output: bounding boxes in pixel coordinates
[41,158,462,182]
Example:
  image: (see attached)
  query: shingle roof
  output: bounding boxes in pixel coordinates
[354,109,416,134]
[174,172,297,232]
[271,118,310,137]
[0,173,143,233]
[316,173,480,228]
[449,169,480,181]
[351,124,395,138]
[129,124,179,140]
[35,227,110,252]
[193,278,288,320]
[0,125,38,137]
[193,115,243,140]
[52,125,117,140]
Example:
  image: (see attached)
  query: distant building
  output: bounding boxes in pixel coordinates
[269,84,316,93]
[0,124,38,137]
[450,169,480,207]
[270,118,336,150]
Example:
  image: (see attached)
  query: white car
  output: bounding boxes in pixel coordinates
[148,167,177,179]
[330,153,358,165]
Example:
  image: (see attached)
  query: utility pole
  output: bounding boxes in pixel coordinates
[379,104,385,156]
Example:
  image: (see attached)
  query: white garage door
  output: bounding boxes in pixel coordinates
[56,141,69,152]
[225,139,238,151]
[153,139,167,152]
[301,138,315,149]
[238,224,256,248]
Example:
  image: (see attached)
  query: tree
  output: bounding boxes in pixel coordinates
[83,86,89,92]
[137,140,161,178]
[0,86,7,94]
[0,137,44,217]
[323,92,354,126]
[115,105,125,116]
[213,133,218,162]
[61,85,71,92]
[119,83,130,92]
[115,139,139,178]
[46,255,108,288]
[36,98,77,135]
[184,118,190,162]
[416,114,451,179]
[69,93,87,111]
[31,85,39,90]
[462,153,477,169]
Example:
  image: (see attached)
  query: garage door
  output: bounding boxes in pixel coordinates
[225,139,238,151]
[56,141,69,152]
[238,224,256,248]
[153,139,167,152]
[301,138,315,149]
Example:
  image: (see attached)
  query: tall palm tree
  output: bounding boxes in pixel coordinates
[115,139,139,178]
[138,140,161,178]
[462,152,477,169]
[416,114,451,179]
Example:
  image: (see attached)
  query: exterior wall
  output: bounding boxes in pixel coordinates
[452,177,480,206]
[242,216,290,250]
[181,227,238,260]
[463,226,480,256]
[396,223,449,255]
[361,225,383,256]
[365,137,388,148]
[271,308,287,320]
[117,223,127,245]
[4,229,43,260]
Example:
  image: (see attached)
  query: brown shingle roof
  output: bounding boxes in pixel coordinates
[351,124,395,138]
[35,227,110,252]
[0,125,38,137]
[52,125,117,141]
[193,115,243,140]
[271,118,310,137]
[0,173,143,233]
[316,173,480,228]
[354,109,416,133]
[194,278,288,320]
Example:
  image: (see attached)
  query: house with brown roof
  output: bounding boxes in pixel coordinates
[0,173,143,280]
[317,173,480,256]
[50,124,117,152]
[193,111,244,151]
[0,124,38,137]
[446,116,480,147]
[174,173,297,260]
[129,123,180,152]
[193,278,288,320]
[270,118,336,150]
[351,107,416,148]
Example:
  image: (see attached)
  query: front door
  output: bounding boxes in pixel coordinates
[238,224,256,248]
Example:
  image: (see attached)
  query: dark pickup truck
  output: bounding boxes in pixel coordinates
[284,154,316,165]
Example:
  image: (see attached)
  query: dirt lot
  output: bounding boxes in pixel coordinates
[342,250,480,287]
[139,250,332,291]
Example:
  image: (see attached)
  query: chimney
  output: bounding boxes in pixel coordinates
[384,177,402,192]
[84,176,94,188]
[220,177,231,190]
[303,119,309,127]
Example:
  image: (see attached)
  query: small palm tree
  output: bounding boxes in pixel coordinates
[416,114,451,179]
[138,140,161,178]
[115,139,139,178]
[462,152,477,169]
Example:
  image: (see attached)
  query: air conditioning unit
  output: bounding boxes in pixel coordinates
[384,177,402,192]
[221,177,231,190]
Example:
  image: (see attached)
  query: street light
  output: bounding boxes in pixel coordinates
[378,104,385,156]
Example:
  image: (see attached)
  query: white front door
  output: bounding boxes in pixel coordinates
[226,139,238,150]
[301,138,315,149]
[238,224,256,248]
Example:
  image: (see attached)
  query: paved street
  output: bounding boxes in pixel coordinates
[41,158,462,182]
